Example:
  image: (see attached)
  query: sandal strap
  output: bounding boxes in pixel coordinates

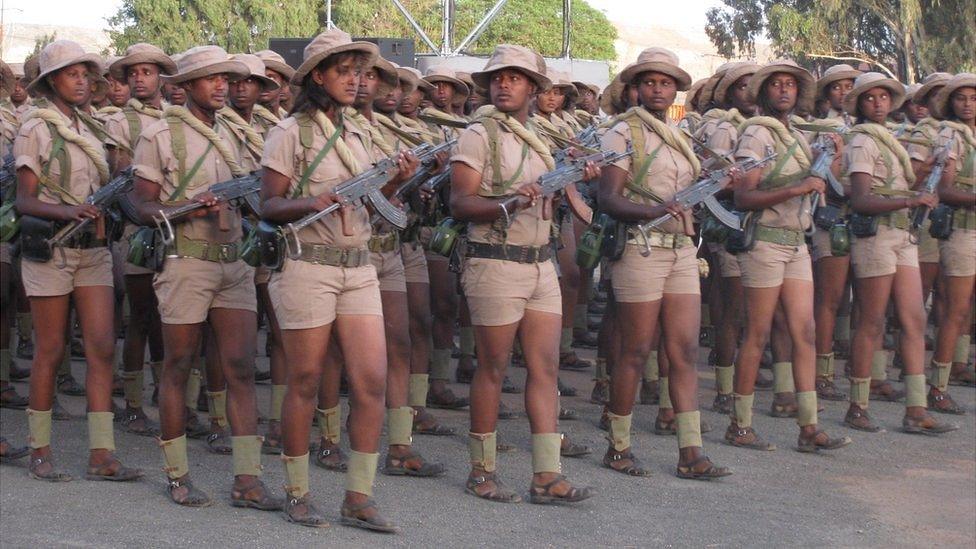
[341,497,377,514]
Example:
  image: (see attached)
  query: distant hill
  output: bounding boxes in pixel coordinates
[1,23,112,64]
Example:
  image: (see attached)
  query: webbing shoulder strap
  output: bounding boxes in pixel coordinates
[481,118,529,196]
[623,116,664,202]
[165,116,212,201]
[291,118,343,199]
[123,108,142,147]
[38,122,79,205]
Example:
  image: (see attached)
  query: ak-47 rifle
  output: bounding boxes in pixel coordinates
[50,168,133,246]
[631,153,778,257]
[373,140,453,222]
[805,135,846,234]
[911,134,955,232]
[153,172,262,246]
[0,154,14,194]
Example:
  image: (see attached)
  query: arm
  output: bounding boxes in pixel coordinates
[449,161,538,224]
[733,165,822,211]
[15,167,97,222]
[259,167,337,224]
[597,164,678,223]
[849,172,936,214]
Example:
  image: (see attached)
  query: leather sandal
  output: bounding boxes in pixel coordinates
[560,436,590,458]
[231,479,284,511]
[340,498,399,533]
[57,374,86,396]
[253,369,271,383]
[902,413,959,435]
[466,472,521,503]
[412,410,456,436]
[501,376,522,394]
[167,476,212,507]
[928,391,965,415]
[869,381,905,402]
[948,366,976,387]
[712,393,733,414]
[314,444,348,472]
[0,437,30,463]
[121,410,160,437]
[28,454,73,482]
[0,386,28,409]
[675,455,732,480]
[558,407,578,421]
[262,436,282,455]
[559,351,592,371]
[755,370,774,390]
[427,389,469,410]
[639,380,659,405]
[724,425,776,451]
[284,493,330,528]
[590,379,609,405]
[770,392,798,418]
[383,451,446,477]
[85,455,143,481]
[796,430,851,453]
[573,330,598,349]
[654,416,676,435]
[603,448,651,477]
[816,377,846,401]
[206,429,232,454]
[529,474,595,505]
[557,377,577,397]
[184,410,210,439]
[844,407,881,433]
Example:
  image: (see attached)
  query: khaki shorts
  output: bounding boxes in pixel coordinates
[0,242,10,265]
[611,243,700,302]
[154,257,256,324]
[269,259,382,330]
[738,240,813,288]
[710,243,741,278]
[939,228,976,277]
[120,225,155,276]
[917,227,941,264]
[401,242,429,284]
[462,257,561,326]
[22,247,113,297]
[851,225,918,279]
[370,249,406,293]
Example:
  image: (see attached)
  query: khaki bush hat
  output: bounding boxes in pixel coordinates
[1,61,15,96]
[109,43,177,81]
[684,78,708,111]
[9,63,24,79]
[231,54,280,92]
[619,47,691,91]
[573,81,600,98]
[747,59,816,114]
[27,40,103,94]
[842,72,906,115]
[398,66,432,94]
[913,72,953,105]
[697,62,737,110]
[816,63,862,98]
[23,55,40,83]
[162,45,248,85]
[254,50,295,82]
[425,65,471,98]
[548,69,578,98]
[931,72,976,119]
[600,75,626,115]
[292,28,379,86]
[713,61,759,107]
[472,44,551,92]
[903,83,923,104]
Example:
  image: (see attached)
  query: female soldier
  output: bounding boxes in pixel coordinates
[841,72,957,434]
[598,47,729,478]
[14,40,141,481]
[451,44,595,503]
[928,73,976,404]
[729,60,850,452]
[261,29,414,530]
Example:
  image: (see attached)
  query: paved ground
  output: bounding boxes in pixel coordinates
[1,336,974,548]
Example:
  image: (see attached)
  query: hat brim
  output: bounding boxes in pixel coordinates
[713,65,758,108]
[471,66,550,94]
[27,53,104,94]
[249,73,280,92]
[162,60,250,85]
[931,75,976,120]
[600,77,625,115]
[1,62,14,96]
[291,41,379,86]
[109,53,178,81]
[263,61,295,83]
[424,74,471,98]
[619,62,692,92]
[747,64,816,115]
[843,78,906,116]
[913,79,950,106]
[817,71,861,99]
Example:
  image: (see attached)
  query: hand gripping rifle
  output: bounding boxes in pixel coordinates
[631,153,778,257]
[805,136,845,235]
[372,140,453,222]
[910,134,955,232]
[153,172,262,246]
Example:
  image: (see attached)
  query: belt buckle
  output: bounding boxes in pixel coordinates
[663,234,675,248]
[218,244,232,262]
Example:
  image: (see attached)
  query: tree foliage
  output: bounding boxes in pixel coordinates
[107,0,617,60]
[705,0,975,81]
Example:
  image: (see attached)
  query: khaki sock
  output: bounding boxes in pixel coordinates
[16,312,32,343]
[796,391,818,427]
[317,405,341,444]
[773,362,795,393]
[676,411,703,448]
[282,453,310,498]
[0,349,10,382]
[232,435,263,476]
[559,328,573,354]
[87,411,116,451]
[531,433,562,474]
[928,360,951,393]
[850,377,870,408]
[905,374,927,408]
[594,358,608,381]
[159,435,189,479]
[206,390,228,428]
[122,370,144,409]
[269,385,286,422]
[387,406,415,446]
[27,408,52,449]
[468,431,497,472]
[607,412,631,451]
[715,365,733,396]
[408,374,429,407]
[459,327,475,357]
[184,368,202,409]
[430,348,452,381]
[345,450,378,496]
[659,376,672,410]
[815,353,835,378]
[871,351,888,381]
[643,351,659,381]
[733,393,754,428]
[953,335,971,364]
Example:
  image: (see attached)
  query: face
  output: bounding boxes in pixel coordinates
[373,81,404,114]
[354,67,381,108]
[126,62,162,101]
[163,82,186,105]
[578,88,597,112]
[635,71,677,112]
[949,87,976,123]
[88,79,107,105]
[278,83,293,106]
[826,78,854,110]
[10,78,27,103]
[230,76,261,111]
[182,73,230,111]
[535,86,565,114]
[857,86,892,123]
[312,55,363,107]
[259,69,285,105]
[729,74,755,115]
[904,101,928,123]
[763,72,798,114]
[465,92,486,114]
[399,87,422,116]
[489,68,536,113]
[431,81,455,109]
[48,63,90,105]
[106,74,130,107]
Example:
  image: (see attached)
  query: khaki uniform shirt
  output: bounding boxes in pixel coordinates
[844,132,911,194]
[735,124,812,231]
[14,109,103,204]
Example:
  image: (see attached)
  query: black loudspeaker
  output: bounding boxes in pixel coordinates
[268,37,415,72]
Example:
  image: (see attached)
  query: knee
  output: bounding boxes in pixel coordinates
[288,369,320,400]
[222,355,255,383]
[352,369,386,403]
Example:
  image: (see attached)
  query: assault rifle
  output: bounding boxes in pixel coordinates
[153,172,262,246]
[49,168,133,248]
[911,134,955,232]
